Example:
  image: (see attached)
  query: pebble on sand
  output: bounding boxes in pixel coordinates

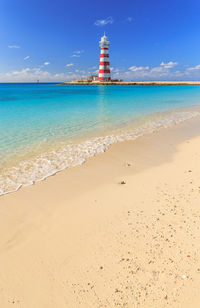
[120,181,126,185]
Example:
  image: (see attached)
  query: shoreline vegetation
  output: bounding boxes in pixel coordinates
[59,81,200,85]
[1,116,200,307]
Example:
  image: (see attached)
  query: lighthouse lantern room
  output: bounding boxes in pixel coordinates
[98,34,111,82]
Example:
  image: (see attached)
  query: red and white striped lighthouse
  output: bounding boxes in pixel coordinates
[98,34,111,82]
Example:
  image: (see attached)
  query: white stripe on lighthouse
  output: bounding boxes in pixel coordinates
[100,49,108,54]
[98,73,111,78]
[99,65,110,69]
[100,57,109,62]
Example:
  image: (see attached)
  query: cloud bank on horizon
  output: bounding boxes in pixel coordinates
[1,61,200,83]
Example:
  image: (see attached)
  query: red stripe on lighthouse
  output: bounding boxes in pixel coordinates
[100,54,109,58]
[99,62,110,66]
[99,77,111,81]
[99,69,110,73]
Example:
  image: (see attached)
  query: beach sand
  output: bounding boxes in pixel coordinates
[1,117,200,307]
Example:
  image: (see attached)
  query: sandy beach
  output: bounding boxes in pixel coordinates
[1,117,200,307]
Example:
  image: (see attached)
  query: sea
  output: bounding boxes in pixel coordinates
[1,83,200,195]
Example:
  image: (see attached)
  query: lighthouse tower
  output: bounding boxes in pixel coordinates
[98,34,111,82]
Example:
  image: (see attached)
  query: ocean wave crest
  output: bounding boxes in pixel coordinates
[0,110,199,196]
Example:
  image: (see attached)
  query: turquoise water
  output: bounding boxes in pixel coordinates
[1,83,200,195]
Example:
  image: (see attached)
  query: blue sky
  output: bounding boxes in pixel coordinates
[0,0,200,82]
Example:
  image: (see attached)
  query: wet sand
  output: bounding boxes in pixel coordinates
[1,117,200,307]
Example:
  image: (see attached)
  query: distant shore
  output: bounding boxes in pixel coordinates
[59,81,200,85]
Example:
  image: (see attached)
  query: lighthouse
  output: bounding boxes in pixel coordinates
[98,34,111,82]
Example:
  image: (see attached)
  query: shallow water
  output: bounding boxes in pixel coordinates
[1,83,200,195]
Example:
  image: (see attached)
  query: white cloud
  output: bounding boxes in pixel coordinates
[125,61,178,79]
[24,56,30,60]
[126,17,132,22]
[160,61,178,69]
[44,62,50,66]
[75,69,86,74]
[71,50,84,57]
[94,16,113,26]
[14,68,30,74]
[73,50,84,54]
[129,66,149,72]
[93,69,99,74]
[8,45,20,49]
[66,63,74,67]
[186,64,200,71]
[0,67,87,82]
[110,67,121,73]
[112,61,185,81]
[151,66,165,73]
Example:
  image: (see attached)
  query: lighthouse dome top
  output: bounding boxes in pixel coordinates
[102,33,108,40]
[99,33,110,48]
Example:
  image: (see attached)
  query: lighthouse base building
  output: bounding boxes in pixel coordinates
[98,34,111,82]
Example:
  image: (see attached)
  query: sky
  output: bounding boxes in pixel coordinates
[0,0,200,82]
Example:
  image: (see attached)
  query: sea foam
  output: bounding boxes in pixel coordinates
[0,110,199,196]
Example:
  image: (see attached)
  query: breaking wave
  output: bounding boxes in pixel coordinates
[0,110,200,196]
